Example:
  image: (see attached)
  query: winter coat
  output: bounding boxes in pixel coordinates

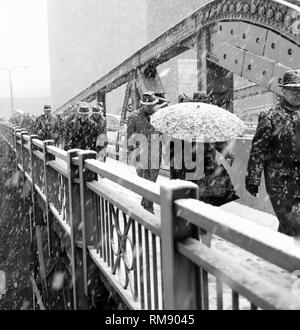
[33,114,56,141]
[126,108,161,169]
[90,114,107,153]
[65,117,98,151]
[246,99,300,235]
[246,99,300,188]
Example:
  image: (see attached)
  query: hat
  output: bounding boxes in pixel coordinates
[77,102,90,114]
[92,106,102,114]
[140,91,159,105]
[178,93,188,103]
[278,70,300,88]
[43,105,52,111]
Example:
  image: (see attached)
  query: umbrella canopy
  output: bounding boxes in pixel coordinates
[151,102,246,142]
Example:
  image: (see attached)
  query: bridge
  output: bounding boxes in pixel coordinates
[1,0,300,310]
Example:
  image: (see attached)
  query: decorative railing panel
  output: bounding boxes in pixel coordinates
[84,174,163,310]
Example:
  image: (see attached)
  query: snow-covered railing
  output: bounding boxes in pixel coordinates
[162,184,300,310]
[1,122,300,310]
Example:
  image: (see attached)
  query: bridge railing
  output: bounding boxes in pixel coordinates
[79,154,163,309]
[1,122,300,310]
[163,183,300,310]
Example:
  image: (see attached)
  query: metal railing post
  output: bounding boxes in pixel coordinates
[67,149,89,310]
[20,130,28,186]
[29,135,39,242]
[160,180,200,309]
[78,150,97,297]
[14,128,21,171]
[43,140,55,256]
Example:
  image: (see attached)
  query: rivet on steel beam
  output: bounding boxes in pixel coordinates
[284,15,292,26]
[267,9,274,19]
[236,3,243,13]
[251,4,257,14]
[256,37,260,44]
[258,6,266,16]
[271,42,276,49]
[243,3,249,14]
[275,11,283,22]
[288,48,293,55]
[217,4,223,15]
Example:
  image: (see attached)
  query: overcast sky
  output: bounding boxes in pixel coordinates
[0,0,50,98]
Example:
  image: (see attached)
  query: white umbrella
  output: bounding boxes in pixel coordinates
[151,102,246,142]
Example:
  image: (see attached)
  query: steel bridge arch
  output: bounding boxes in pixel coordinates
[53,0,300,116]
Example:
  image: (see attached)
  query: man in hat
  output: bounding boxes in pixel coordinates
[127,91,161,213]
[90,105,107,161]
[246,69,300,236]
[33,105,55,141]
[64,102,97,151]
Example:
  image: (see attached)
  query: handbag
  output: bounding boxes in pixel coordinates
[196,164,239,206]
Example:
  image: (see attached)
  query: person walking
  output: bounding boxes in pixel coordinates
[127,92,161,213]
[245,69,300,236]
[53,114,66,148]
[34,105,55,141]
[90,105,107,161]
[64,102,97,151]
[170,91,236,205]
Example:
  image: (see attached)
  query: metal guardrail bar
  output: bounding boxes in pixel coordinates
[47,146,68,162]
[47,160,68,178]
[86,180,161,236]
[85,159,160,204]
[177,237,300,310]
[32,139,44,149]
[23,143,30,151]
[23,135,30,142]
[32,150,44,161]
[175,198,300,272]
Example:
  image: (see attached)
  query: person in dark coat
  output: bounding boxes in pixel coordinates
[64,102,98,151]
[127,92,161,213]
[90,106,107,161]
[33,105,55,141]
[53,114,66,148]
[170,91,236,205]
[246,69,300,236]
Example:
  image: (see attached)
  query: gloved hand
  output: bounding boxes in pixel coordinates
[245,183,259,197]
